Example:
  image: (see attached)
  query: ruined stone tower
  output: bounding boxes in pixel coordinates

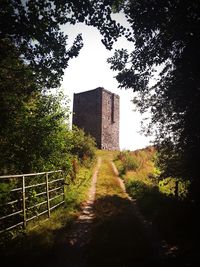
[72,87,119,150]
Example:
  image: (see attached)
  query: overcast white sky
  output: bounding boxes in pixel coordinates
[61,13,153,151]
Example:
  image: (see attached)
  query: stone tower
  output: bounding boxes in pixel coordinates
[72,87,120,150]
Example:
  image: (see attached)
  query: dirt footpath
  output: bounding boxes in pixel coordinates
[49,152,165,267]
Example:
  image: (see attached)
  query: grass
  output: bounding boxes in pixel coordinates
[2,149,199,266]
[85,150,158,267]
[114,147,200,266]
[95,154,126,199]
[0,163,95,267]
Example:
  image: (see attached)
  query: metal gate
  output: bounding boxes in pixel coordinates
[0,170,65,233]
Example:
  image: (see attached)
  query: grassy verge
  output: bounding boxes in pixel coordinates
[114,147,199,266]
[0,163,94,267]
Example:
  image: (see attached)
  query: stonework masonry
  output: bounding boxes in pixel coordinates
[72,87,120,150]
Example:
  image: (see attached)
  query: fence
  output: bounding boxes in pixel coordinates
[0,170,65,234]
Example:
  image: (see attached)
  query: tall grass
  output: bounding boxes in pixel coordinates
[117,146,199,266]
[114,150,139,177]
[114,146,157,183]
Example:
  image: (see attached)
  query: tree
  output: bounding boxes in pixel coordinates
[0,0,83,90]
[0,0,128,90]
[71,126,97,163]
[108,0,200,203]
[0,0,124,174]
[0,86,72,174]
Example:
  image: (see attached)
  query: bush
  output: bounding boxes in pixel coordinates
[159,177,190,199]
[70,126,97,165]
[0,90,72,174]
[126,180,150,199]
[114,151,139,176]
[125,154,139,171]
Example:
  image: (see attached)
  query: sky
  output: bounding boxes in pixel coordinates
[61,13,153,151]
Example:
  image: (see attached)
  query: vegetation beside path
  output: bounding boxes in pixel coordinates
[2,149,199,267]
[114,147,199,267]
[1,162,95,267]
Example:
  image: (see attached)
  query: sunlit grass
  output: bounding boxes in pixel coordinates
[95,157,126,199]
[94,152,128,220]
[96,149,118,161]
[114,146,158,186]
[25,165,93,232]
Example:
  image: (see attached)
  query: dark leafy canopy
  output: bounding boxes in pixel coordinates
[108,0,200,202]
[0,0,128,89]
[1,0,80,89]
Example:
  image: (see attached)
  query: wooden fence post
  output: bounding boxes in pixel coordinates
[46,173,50,218]
[22,176,26,228]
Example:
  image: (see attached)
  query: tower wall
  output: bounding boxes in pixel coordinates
[101,89,120,150]
[72,87,119,150]
[72,88,102,148]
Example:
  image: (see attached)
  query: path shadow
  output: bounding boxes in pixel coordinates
[84,195,160,267]
[10,195,159,267]
[2,194,198,267]
[1,217,92,267]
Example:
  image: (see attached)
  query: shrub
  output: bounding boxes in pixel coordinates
[70,126,97,164]
[159,177,190,199]
[114,151,139,176]
[125,154,139,171]
[126,180,150,199]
